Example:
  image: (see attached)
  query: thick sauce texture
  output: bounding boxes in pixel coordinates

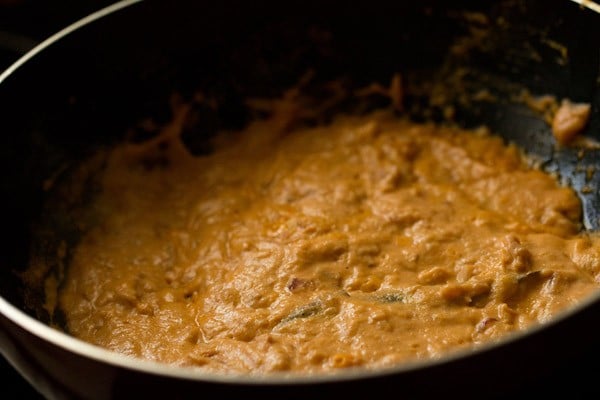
[58,107,600,375]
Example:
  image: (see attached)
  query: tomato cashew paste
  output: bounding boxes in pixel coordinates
[56,103,600,375]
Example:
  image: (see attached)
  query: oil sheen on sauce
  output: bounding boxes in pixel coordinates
[57,105,600,375]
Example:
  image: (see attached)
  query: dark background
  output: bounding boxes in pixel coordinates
[0,0,116,67]
[1,1,600,399]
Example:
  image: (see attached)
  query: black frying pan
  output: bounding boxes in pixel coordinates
[0,0,599,399]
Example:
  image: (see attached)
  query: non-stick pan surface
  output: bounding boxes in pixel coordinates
[0,0,599,399]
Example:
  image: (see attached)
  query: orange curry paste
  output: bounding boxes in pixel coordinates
[56,104,600,374]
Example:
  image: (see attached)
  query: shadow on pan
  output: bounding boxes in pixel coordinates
[0,0,599,399]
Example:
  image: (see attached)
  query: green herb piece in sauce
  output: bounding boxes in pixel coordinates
[376,292,405,303]
[279,301,323,324]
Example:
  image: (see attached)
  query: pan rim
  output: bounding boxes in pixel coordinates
[0,0,143,85]
[3,286,600,385]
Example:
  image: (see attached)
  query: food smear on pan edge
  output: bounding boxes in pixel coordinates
[26,84,600,375]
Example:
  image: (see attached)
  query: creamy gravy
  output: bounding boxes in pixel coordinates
[56,104,600,375]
